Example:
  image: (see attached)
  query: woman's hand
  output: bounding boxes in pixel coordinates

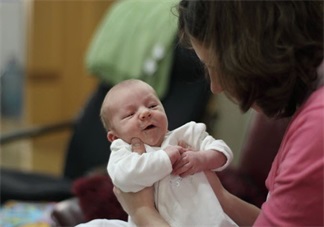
[131,137,146,155]
[113,137,170,227]
[113,186,155,216]
[113,186,169,226]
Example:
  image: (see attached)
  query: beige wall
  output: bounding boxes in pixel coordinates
[1,0,115,175]
[211,94,253,166]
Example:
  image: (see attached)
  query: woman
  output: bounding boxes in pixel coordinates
[114,1,324,226]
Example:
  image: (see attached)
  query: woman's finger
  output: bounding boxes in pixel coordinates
[131,137,145,154]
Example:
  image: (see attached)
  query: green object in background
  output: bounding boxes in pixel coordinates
[86,0,180,99]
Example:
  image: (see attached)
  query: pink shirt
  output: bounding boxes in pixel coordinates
[254,85,324,226]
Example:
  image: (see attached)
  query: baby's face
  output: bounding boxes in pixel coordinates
[108,83,168,147]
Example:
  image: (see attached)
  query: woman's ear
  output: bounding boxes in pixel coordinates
[107,131,118,142]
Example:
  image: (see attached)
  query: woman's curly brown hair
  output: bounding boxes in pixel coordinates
[178,0,323,118]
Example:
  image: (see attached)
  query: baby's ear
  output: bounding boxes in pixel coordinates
[107,131,118,142]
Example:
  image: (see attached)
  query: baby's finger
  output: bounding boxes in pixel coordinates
[173,162,191,176]
[131,137,145,154]
[178,140,192,153]
[179,166,195,178]
[178,140,191,149]
[172,158,189,175]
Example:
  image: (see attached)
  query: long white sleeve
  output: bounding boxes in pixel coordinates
[107,139,172,192]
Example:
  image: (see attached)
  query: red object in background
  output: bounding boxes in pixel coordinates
[72,174,127,222]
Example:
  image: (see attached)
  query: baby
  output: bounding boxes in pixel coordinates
[80,79,237,227]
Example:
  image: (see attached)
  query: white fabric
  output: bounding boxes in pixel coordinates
[107,121,237,227]
[76,219,129,227]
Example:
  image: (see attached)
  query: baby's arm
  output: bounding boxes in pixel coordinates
[108,140,184,192]
[108,140,173,192]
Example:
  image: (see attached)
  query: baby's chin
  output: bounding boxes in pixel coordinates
[123,136,163,148]
[141,136,164,147]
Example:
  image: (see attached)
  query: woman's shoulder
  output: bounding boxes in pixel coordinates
[275,86,324,168]
[307,86,324,106]
[264,86,324,226]
[293,86,324,123]
[281,86,323,156]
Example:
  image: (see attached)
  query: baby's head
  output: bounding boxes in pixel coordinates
[100,79,168,147]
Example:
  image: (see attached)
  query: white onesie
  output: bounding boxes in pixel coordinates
[107,121,237,227]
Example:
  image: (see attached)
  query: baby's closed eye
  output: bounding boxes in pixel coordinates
[148,103,158,109]
[123,112,134,118]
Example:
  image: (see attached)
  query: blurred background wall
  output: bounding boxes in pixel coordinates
[1,0,114,175]
[1,0,30,170]
[0,0,251,176]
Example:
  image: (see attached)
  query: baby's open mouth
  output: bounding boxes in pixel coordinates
[144,124,155,130]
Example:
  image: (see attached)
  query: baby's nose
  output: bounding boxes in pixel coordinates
[139,108,151,120]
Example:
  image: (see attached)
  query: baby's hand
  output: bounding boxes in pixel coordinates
[172,150,203,177]
[164,145,184,165]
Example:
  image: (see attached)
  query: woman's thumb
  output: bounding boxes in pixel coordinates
[131,137,145,154]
